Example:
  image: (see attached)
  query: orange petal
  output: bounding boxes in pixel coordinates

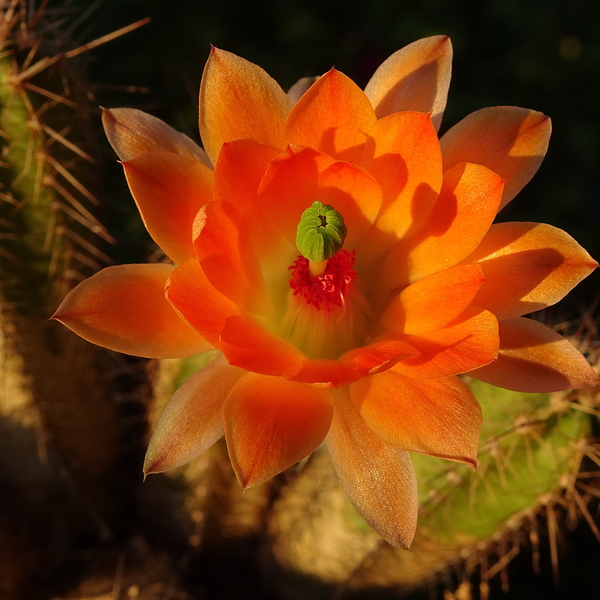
[380,263,484,335]
[391,307,499,380]
[381,162,504,292]
[365,111,442,239]
[165,259,240,347]
[224,373,333,488]
[256,146,382,252]
[193,200,267,312]
[213,139,279,208]
[123,152,213,264]
[441,107,551,209]
[144,356,244,474]
[339,338,419,377]
[219,315,306,379]
[466,222,598,319]
[326,393,418,548]
[199,47,292,164]
[470,318,599,392]
[364,35,452,130]
[286,69,377,162]
[102,107,211,166]
[351,371,481,466]
[52,264,210,358]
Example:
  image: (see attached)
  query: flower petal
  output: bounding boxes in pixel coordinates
[213,139,279,208]
[52,264,209,358]
[471,318,599,392]
[144,356,244,474]
[122,152,213,264]
[466,222,598,319]
[339,339,419,377]
[102,107,211,166]
[365,111,442,240]
[351,371,481,466]
[224,373,333,488]
[391,307,499,380]
[381,162,504,291]
[219,315,306,378]
[256,146,382,253]
[364,35,452,130]
[166,259,240,347]
[326,393,418,548]
[441,107,551,209]
[199,47,292,164]
[286,69,377,162]
[380,263,484,335]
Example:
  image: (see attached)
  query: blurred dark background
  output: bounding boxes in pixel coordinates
[51,0,600,597]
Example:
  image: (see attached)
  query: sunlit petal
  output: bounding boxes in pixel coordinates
[441,106,551,209]
[52,264,210,358]
[351,371,481,466]
[365,35,452,130]
[471,318,599,392]
[144,356,244,474]
[200,47,292,163]
[224,373,332,488]
[327,393,418,548]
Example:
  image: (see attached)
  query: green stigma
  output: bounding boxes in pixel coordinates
[296,201,347,262]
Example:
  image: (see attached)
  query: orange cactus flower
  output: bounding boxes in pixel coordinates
[53,36,598,548]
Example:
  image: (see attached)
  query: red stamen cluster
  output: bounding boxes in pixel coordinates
[289,249,358,311]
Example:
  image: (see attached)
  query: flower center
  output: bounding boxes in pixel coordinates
[288,249,358,312]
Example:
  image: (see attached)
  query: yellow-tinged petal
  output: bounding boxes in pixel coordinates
[364,35,452,130]
[52,264,210,358]
[365,111,442,240]
[441,107,551,209]
[471,318,599,392]
[326,392,418,548]
[166,259,240,348]
[351,371,481,466]
[381,162,504,291]
[380,263,484,335]
[102,107,211,167]
[224,373,333,488]
[122,152,213,265]
[144,356,244,475]
[199,47,293,164]
[391,307,499,380]
[466,222,598,319]
[286,69,377,162]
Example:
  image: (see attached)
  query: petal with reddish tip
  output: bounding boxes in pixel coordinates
[102,107,211,166]
[52,264,210,358]
[144,356,244,475]
[380,263,484,335]
[123,152,213,264]
[470,318,599,392]
[366,111,442,239]
[351,371,481,466]
[326,393,418,548]
[381,162,504,292]
[365,35,452,130]
[286,69,377,162]
[224,373,333,488]
[199,48,292,164]
[441,107,551,209]
[391,308,499,380]
[467,222,598,319]
[219,315,306,378]
[166,259,240,347]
